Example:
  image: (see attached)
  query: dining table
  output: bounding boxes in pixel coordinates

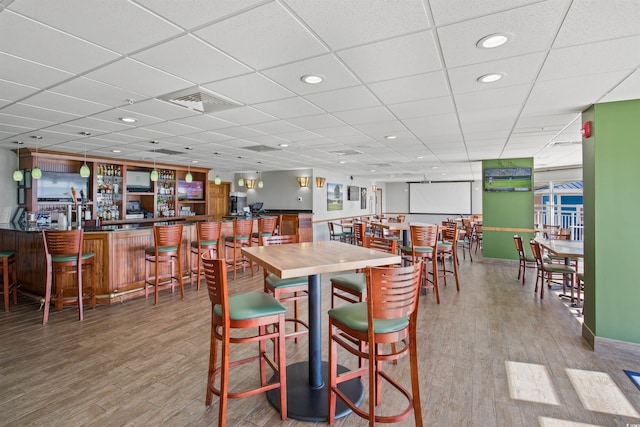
[535,238,584,304]
[368,221,411,247]
[242,240,401,422]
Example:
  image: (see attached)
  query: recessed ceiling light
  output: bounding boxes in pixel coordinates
[119,117,137,123]
[370,169,376,173]
[79,131,92,136]
[416,156,423,159]
[477,73,504,83]
[112,149,122,153]
[431,166,438,169]
[14,140,24,145]
[279,143,289,147]
[30,135,43,139]
[385,135,397,140]
[300,74,324,84]
[477,33,510,49]
[150,140,160,144]
[191,160,198,164]
[339,161,346,164]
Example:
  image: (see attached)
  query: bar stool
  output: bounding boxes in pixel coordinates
[436,226,460,292]
[401,224,439,303]
[145,224,184,305]
[190,221,221,290]
[42,229,97,324]
[224,219,254,280]
[252,217,277,246]
[328,262,423,425]
[202,254,288,426]
[0,250,18,312]
[261,234,309,343]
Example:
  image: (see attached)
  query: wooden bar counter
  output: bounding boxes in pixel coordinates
[0,213,313,305]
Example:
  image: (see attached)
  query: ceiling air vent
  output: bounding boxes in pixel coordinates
[329,149,363,156]
[159,87,242,114]
[149,148,184,155]
[242,145,281,153]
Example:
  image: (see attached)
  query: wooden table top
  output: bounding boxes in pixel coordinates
[535,238,584,258]
[368,221,410,230]
[242,240,401,279]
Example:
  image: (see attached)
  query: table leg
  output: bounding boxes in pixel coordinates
[266,273,364,421]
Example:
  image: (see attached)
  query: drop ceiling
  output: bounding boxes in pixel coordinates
[1,0,639,182]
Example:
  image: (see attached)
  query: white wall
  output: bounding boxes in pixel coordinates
[0,149,18,221]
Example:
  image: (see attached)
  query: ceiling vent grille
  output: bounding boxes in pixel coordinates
[159,87,242,114]
[149,148,184,155]
[242,145,280,153]
[329,149,362,156]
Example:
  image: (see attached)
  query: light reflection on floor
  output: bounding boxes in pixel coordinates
[566,368,640,418]
[538,416,603,427]
[506,361,559,405]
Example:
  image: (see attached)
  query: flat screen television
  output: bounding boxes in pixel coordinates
[177,180,204,200]
[37,171,89,201]
[484,167,532,192]
[347,185,360,201]
[126,170,152,193]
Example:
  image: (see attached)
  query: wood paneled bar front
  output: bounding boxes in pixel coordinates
[0,214,313,305]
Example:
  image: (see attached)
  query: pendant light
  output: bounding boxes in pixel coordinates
[185,161,193,182]
[31,146,42,179]
[79,145,91,177]
[13,147,23,182]
[150,150,158,181]
[214,173,221,185]
[237,174,244,187]
[258,171,264,188]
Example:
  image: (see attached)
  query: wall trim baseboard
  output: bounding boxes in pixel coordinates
[583,323,640,361]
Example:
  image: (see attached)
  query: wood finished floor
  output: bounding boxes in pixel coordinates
[1,253,639,427]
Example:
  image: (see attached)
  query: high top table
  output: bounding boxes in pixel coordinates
[535,238,584,303]
[242,240,401,421]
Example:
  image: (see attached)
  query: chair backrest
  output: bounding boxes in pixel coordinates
[353,222,365,246]
[441,227,459,249]
[549,228,570,240]
[43,229,83,257]
[201,253,229,322]
[154,224,184,248]
[513,234,525,259]
[365,262,422,322]
[197,221,221,243]
[410,224,438,248]
[396,215,406,223]
[362,235,397,254]
[442,220,456,230]
[328,221,337,237]
[529,240,544,268]
[232,219,253,238]
[258,217,277,235]
[261,234,300,246]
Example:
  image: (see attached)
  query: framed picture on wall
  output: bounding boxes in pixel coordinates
[327,183,343,211]
[360,187,367,209]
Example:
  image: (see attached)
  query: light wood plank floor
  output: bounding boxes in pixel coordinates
[1,253,639,426]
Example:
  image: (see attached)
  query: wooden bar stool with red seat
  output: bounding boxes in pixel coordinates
[190,221,221,290]
[42,229,97,324]
[328,262,424,426]
[144,224,184,305]
[401,224,440,303]
[0,250,18,312]
[224,219,254,280]
[261,234,309,343]
[202,254,288,426]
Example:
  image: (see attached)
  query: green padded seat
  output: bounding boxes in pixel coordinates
[329,273,366,293]
[542,263,575,274]
[265,273,307,289]
[328,302,408,333]
[0,250,15,258]
[51,252,95,263]
[224,235,250,241]
[214,291,286,321]
[401,245,434,254]
[145,246,178,253]
[191,239,217,248]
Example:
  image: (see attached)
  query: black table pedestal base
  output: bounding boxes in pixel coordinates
[266,361,364,422]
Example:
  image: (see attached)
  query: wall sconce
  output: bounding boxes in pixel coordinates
[315,177,326,188]
[297,176,310,187]
[372,185,378,192]
[245,179,257,189]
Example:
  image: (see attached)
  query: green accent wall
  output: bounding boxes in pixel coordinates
[583,100,640,344]
[482,158,535,260]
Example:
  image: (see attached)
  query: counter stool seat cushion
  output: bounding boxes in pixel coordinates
[145,245,178,253]
[328,302,409,333]
[330,273,366,293]
[401,245,433,254]
[52,252,95,263]
[542,263,575,274]
[191,240,217,248]
[225,235,250,242]
[0,250,15,257]
[265,273,307,289]
[214,291,286,320]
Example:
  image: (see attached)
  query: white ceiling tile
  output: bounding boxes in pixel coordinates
[203,73,294,105]
[216,126,265,139]
[119,99,199,121]
[133,35,251,84]
[287,114,345,131]
[210,106,276,126]
[437,1,569,68]
[429,0,542,26]
[305,86,381,113]
[338,31,441,83]
[21,91,110,117]
[0,52,74,90]
[333,106,397,125]
[248,120,302,135]
[172,114,235,131]
[283,0,430,50]
[554,0,640,48]
[262,54,361,95]
[0,113,54,130]
[0,79,39,103]
[3,103,80,124]
[253,97,324,119]
[368,71,449,105]
[600,68,640,103]
[88,108,164,128]
[10,0,182,54]
[49,77,147,109]
[0,10,119,73]
[454,84,530,112]
[195,2,327,70]
[85,58,192,99]
[135,0,266,31]
[388,96,455,119]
